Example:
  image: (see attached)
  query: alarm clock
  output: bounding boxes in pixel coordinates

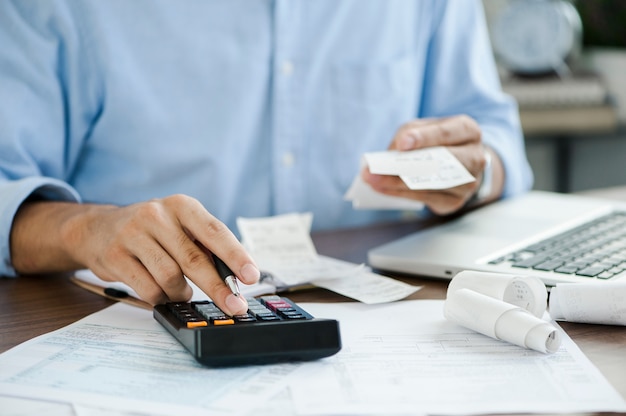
[490,0,583,76]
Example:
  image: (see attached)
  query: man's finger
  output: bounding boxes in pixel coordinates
[162,195,260,285]
[390,115,480,150]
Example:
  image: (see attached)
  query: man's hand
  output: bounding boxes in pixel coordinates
[10,195,260,316]
[361,115,504,215]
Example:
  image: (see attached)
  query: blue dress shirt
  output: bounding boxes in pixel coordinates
[0,0,533,277]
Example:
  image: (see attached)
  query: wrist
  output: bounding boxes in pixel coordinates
[60,203,117,268]
[469,148,494,206]
[11,201,85,273]
[476,148,493,201]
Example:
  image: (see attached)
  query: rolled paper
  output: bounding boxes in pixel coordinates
[549,282,626,326]
[447,270,547,317]
[444,288,561,353]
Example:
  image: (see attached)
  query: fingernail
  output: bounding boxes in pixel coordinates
[225,293,248,315]
[240,263,260,283]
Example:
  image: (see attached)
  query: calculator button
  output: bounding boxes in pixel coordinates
[250,307,272,313]
[265,301,293,311]
[212,318,235,326]
[260,295,282,301]
[234,313,257,323]
[249,304,275,314]
[256,315,281,321]
[234,316,257,323]
[280,310,301,316]
[200,311,229,319]
[254,312,276,319]
[284,315,306,319]
[279,311,306,319]
[208,314,229,321]
[186,321,208,328]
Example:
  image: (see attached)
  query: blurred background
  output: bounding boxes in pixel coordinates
[483,0,626,193]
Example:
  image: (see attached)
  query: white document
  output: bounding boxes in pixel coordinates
[237,213,420,303]
[345,147,474,209]
[238,212,322,286]
[289,300,626,415]
[364,149,440,176]
[364,146,475,190]
[344,175,426,210]
[237,212,318,267]
[0,303,302,416]
[396,148,475,190]
[549,281,626,325]
[311,269,420,305]
[256,254,420,304]
[1,300,625,416]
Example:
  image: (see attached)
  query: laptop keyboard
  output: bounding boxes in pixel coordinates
[489,211,626,280]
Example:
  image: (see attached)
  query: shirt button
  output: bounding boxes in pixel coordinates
[281,60,294,76]
[282,152,295,167]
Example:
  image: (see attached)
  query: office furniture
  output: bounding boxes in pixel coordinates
[503,73,621,193]
[1,216,624,406]
[525,125,625,194]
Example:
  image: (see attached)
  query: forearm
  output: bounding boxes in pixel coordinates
[10,201,115,274]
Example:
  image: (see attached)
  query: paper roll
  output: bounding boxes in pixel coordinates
[444,288,561,353]
[447,270,547,317]
[549,281,626,326]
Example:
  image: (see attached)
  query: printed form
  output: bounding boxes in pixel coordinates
[1,300,625,415]
[290,301,626,415]
[0,303,300,416]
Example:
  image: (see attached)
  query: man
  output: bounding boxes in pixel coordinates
[0,1,533,316]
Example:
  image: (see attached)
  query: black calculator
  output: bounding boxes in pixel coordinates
[153,295,341,367]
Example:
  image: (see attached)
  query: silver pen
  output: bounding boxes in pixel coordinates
[211,253,241,296]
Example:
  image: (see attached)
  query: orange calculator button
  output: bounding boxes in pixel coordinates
[186,321,208,328]
[213,319,235,326]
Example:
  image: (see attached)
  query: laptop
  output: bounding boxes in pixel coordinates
[367,190,626,286]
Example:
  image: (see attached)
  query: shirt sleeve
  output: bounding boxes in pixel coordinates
[420,0,534,197]
[0,2,89,277]
[0,178,81,277]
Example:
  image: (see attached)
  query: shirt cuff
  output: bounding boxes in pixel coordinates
[0,177,81,277]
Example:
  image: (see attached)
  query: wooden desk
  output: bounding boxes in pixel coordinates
[1,219,625,407]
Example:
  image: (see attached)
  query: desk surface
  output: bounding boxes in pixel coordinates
[1,217,625,407]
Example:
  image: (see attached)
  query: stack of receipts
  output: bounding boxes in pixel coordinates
[236,212,420,304]
[344,146,475,209]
